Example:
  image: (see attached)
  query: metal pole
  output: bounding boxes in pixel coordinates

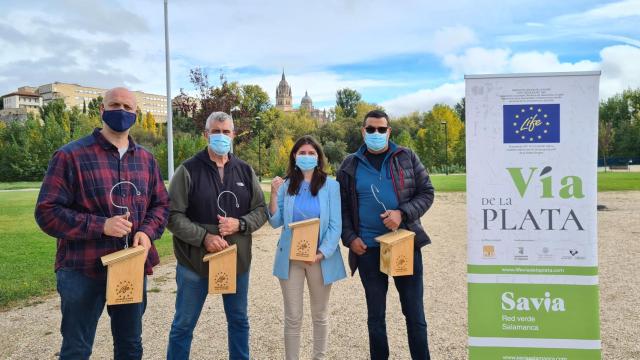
[441,121,448,175]
[164,0,175,180]
[257,116,262,182]
[445,122,448,175]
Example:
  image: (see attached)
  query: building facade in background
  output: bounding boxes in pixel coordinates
[275,71,328,123]
[1,82,167,123]
[0,87,43,121]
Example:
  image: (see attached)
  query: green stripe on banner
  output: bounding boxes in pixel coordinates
[469,346,601,360]
[468,283,600,339]
[468,265,598,276]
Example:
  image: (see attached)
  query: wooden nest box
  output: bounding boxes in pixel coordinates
[203,244,237,294]
[101,246,146,305]
[375,229,415,276]
[288,218,320,262]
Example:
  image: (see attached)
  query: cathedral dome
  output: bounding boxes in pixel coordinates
[300,90,313,110]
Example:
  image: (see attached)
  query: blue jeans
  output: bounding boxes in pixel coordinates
[167,263,250,360]
[56,268,147,360]
[358,247,430,360]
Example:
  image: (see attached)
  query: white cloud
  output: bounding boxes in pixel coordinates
[384,44,640,116]
[442,47,599,77]
[508,51,598,73]
[443,47,512,78]
[431,26,477,55]
[380,82,464,117]
[555,0,640,23]
[599,45,640,98]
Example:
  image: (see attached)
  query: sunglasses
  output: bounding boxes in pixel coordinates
[364,126,389,134]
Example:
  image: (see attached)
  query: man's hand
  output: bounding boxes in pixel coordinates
[133,231,152,257]
[204,233,229,253]
[304,251,325,265]
[381,210,402,231]
[349,237,368,255]
[103,214,132,237]
[217,215,240,237]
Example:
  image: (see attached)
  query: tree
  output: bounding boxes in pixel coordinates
[394,130,415,149]
[454,97,465,123]
[188,68,241,133]
[323,140,347,173]
[598,121,614,169]
[40,99,66,121]
[88,96,103,117]
[143,112,157,134]
[336,88,362,118]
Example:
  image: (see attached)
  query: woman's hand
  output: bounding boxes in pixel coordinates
[269,176,284,216]
[271,176,284,194]
[305,251,325,266]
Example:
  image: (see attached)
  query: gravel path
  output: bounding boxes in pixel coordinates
[1,192,638,359]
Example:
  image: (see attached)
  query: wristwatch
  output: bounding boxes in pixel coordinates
[239,218,247,233]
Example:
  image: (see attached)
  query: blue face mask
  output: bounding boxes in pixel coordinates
[102,109,136,132]
[209,134,232,156]
[296,155,318,171]
[364,132,388,151]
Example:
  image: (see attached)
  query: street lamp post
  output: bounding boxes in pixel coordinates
[256,116,262,182]
[440,121,448,175]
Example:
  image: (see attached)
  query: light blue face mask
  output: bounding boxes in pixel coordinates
[364,132,388,151]
[209,134,232,156]
[296,155,318,171]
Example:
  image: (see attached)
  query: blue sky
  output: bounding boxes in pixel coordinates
[1,0,639,116]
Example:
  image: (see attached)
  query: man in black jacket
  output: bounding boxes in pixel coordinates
[166,111,267,360]
[337,109,435,360]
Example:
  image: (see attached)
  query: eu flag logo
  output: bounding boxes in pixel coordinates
[503,104,560,143]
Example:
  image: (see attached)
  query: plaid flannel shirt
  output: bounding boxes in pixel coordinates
[35,128,169,278]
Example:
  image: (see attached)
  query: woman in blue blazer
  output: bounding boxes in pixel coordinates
[268,135,346,360]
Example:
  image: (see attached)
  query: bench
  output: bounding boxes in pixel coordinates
[609,164,629,171]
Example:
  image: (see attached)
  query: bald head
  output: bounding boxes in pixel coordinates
[101,87,136,113]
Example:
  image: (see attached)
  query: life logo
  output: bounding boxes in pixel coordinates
[482,245,496,259]
[503,104,560,143]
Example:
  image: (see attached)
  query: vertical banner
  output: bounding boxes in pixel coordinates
[465,72,601,360]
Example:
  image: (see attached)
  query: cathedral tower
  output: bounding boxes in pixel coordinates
[275,70,292,111]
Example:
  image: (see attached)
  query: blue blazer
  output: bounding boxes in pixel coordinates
[268,178,346,285]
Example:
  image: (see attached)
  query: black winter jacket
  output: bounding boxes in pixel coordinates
[336,143,435,275]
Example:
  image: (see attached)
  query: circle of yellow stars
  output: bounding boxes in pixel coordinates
[513,106,550,141]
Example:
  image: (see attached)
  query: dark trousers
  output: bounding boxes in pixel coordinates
[56,268,147,360]
[358,247,431,360]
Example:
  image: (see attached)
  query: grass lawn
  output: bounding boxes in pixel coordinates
[0,189,270,309]
[0,171,636,308]
[597,172,640,191]
[0,182,42,190]
[430,174,467,192]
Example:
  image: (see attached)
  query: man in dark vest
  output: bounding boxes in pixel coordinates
[166,111,267,359]
[337,109,435,360]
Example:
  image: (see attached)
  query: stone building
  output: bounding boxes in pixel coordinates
[1,82,168,123]
[275,71,328,123]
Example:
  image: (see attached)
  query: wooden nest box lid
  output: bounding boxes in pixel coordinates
[203,244,237,262]
[288,217,320,229]
[375,229,415,246]
[101,246,145,266]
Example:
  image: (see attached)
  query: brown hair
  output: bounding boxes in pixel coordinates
[286,135,328,196]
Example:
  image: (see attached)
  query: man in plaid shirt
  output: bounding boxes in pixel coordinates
[35,87,169,360]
